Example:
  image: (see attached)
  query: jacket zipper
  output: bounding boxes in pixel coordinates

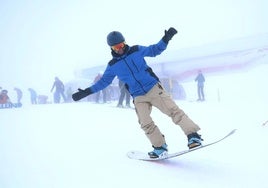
[123,59,147,94]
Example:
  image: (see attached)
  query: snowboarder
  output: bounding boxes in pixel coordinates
[72,27,203,158]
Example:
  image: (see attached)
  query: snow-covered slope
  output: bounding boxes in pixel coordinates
[0,64,267,188]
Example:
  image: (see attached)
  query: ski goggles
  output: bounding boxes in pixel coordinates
[111,42,125,51]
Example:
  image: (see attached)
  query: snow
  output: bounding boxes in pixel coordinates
[1,64,268,188]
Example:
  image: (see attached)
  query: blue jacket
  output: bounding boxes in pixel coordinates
[90,39,168,98]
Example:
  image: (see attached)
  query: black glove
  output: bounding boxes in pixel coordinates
[162,27,178,44]
[72,87,93,101]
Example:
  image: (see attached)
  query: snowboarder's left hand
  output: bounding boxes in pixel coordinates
[162,27,177,44]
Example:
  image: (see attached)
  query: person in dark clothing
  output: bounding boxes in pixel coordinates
[51,77,66,103]
[72,27,203,159]
[0,89,13,108]
[94,72,107,103]
[14,87,23,104]
[117,79,131,108]
[66,87,73,103]
[195,70,205,101]
[0,89,10,104]
[28,88,37,104]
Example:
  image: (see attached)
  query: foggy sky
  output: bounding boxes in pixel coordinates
[1,0,268,94]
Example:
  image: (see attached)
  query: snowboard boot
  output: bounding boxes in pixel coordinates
[187,132,203,149]
[148,143,168,158]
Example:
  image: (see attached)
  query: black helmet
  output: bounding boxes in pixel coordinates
[107,31,125,46]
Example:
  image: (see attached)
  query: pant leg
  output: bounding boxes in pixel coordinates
[60,91,67,102]
[95,92,100,102]
[102,89,107,103]
[200,86,205,100]
[118,87,125,105]
[54,92,60,103]
[197,86,201,100]
[125,90,131,105]
[149,83,200,136]
[134,95,166,147]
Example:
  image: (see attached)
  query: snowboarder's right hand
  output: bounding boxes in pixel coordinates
[72,87,93,101]
[162,27,177,44]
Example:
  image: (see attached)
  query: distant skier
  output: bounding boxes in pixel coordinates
[72,27,203,158]
[14,87,23,104]
[93,72,107,103]
[28,88,37,104]
[117,80,131,108]
[195,70,205,101]
[0,89,12,108]
[51,77,66,103]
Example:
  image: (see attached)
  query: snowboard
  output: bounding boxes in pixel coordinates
[127,129,236,161]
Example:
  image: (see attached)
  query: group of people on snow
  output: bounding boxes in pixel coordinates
[1,67,205,110]
[1,76,69,107]
[0,86,37,107]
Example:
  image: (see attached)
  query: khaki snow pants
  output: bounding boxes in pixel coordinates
[133,83,200,147]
